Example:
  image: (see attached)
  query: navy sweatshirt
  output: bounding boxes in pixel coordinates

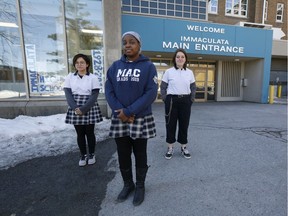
[105,54,158,118]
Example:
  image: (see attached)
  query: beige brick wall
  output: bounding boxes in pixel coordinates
[208,0,287,40]
[264,0,287,40]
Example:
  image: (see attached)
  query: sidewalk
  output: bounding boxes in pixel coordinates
[274,96,288,105]
[100,102,287,216]
[0,102,287,216]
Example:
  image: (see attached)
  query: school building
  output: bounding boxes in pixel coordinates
[0,0,287,118]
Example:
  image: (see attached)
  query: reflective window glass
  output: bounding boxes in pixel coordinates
[276,3,284,22]
[208,0,218,14]
[0,1,26,99]
[65,0,104,92]
[20,0,66,97]
[225,0,248,17]
[132,7,140,12]
[150,9,157,14]
[122,0,207,20]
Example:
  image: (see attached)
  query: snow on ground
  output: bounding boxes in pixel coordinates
[0,114,110,170]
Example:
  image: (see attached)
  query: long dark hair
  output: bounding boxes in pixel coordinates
[72,53,91,72]
[172,48,188,70]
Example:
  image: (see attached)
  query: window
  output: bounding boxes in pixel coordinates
[276,3,284,22]
[0,0,104,100]
[20,0,66,97]
[0,1,26,99]
[264,0,268,21]
[65,0,104,92]
[122,0,207,21]
[208,0,218,14]
[225,0,248,17]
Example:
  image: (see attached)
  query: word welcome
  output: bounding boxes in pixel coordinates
[186,25,225,34]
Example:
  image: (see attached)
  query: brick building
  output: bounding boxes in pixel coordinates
[0,0,287,118]
[207,0,287,96]
[208,0,287,40]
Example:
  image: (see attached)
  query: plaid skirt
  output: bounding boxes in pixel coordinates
[65,94,103,125]
[109,114,156,139]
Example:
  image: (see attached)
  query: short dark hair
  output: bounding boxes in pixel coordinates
[73,53,91,72]
[172,48,188,70]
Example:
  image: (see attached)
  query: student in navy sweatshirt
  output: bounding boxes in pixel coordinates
[105,31,158,206]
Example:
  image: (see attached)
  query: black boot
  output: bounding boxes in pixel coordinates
[133,166,148,206]
[117,168,135,202]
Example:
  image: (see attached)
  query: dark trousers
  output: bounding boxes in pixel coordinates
[165,95,192,144]
[115,136,148,170]
[74,124,96,155]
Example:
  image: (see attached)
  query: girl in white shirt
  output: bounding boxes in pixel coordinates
[64,53,103,166]
[160,48,196,160]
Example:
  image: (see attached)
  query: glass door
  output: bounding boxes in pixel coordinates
[192,63,215,102]
[193,68,206,101]
[155,66,169,101]
[155,61,216,102]
[207,65,215,101]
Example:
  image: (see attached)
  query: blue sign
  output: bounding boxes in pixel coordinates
[122,15,273,58]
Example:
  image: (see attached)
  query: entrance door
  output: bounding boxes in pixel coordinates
[155,66,169,101]
[155,63,216,102]
[192,63,216,102]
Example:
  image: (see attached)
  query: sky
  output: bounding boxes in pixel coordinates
[0,114,110,170]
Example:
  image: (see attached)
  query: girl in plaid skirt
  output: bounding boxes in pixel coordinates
[105,31,158,206]
[64,53,103,167]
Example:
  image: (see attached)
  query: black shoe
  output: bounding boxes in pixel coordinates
[165,147,174,159]
[181,147,191,159]
[117,182,135,202]
[133,186,145,206]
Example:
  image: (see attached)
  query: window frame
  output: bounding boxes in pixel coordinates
[225,0,248,18]
[122,0,208,21]
[276,3,284,22]
[208,0,218,14]
[264,0,268,21]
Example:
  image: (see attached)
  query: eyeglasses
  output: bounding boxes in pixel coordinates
[75,61,86,65]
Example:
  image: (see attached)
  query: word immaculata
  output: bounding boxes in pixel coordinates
[163,36,244,54]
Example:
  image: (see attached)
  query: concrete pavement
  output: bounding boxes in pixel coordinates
[100,102,287,216]
[0,101,287,216]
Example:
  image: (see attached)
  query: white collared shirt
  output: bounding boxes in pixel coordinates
[162,67,195,95]
[64,72,101,95]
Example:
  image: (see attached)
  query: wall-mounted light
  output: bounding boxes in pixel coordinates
[234,59,240,62]
[197,56,203,60]
[0,22,18,28]
[81,29,103,34]
[156,55,162,58]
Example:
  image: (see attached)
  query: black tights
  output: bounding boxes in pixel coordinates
[74,124,96,155]
[115,136,148,170]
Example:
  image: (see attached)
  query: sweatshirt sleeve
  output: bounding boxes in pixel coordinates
[64,87,78,110]
[190,82,196,101]
[123,64,158,117]
[105,65,124,111]
[160,81,168,101]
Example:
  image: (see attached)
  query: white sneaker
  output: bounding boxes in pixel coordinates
[79,155,87,167]
[181,147,191,159]
[88,154,96,165]
[165,147,174,159]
